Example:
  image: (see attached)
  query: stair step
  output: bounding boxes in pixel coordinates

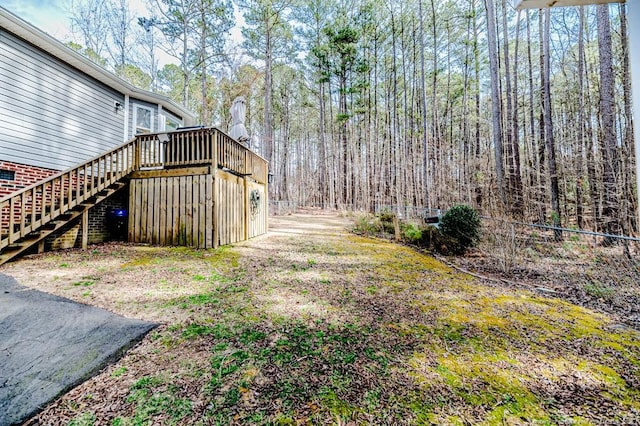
[1,173,128,266]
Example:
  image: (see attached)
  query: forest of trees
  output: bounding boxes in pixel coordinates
[64,0,636,235]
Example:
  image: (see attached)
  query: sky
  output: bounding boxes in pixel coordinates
[1,0,74,39]
[0,0,245,66]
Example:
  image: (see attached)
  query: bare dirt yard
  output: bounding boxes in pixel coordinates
[3,213,640,425]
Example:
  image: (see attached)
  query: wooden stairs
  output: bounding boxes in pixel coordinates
[0,139,137,266]
[0,183,127,265]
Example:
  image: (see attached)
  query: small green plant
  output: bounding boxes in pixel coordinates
[438,205,481,254]
[378,212,396,234]
[402,223,423,244]
[111,366,127,378]
[68,412,96,426]
[353,215,380,236]
[584,282,614,300]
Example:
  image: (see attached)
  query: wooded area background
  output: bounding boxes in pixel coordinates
[59,0,636,235]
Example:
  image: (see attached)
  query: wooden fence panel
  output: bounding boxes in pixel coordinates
[247,180,268,239]
[129,175,214,248]
[215,170,245,246]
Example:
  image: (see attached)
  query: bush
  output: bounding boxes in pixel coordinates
[353,215,381,236]
[402,223,423,244]
[438,205,481,254]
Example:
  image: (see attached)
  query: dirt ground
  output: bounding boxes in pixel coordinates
[2,213,640,425]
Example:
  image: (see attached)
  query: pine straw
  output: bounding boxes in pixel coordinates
[3,214,640,425]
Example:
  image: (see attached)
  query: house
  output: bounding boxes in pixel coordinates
[0,6,268,264]
[0,6,196,198]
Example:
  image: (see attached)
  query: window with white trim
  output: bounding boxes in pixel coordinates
[133,104,154,134]
[162,111,182,131]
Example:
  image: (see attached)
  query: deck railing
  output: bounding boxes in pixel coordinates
[137,127,268,183]
[1,127,267,252]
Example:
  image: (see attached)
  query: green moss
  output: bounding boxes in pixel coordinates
[320,389,361,420]
[120,256,153,269]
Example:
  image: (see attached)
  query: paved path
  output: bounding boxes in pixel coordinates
[0,273,156,426]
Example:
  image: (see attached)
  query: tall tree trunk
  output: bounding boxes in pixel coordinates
[576,6,586,229]
[265,26,274,196]
[318,80,327,205]
[508,6,524,217]
[537,11,547,224]
[620,2,636,233]
[430,0,439,207]
[418,0,430,209]
[473,0,483,209]
[484,0,507,210]
[596,4,620,238]
[462,2,472,204]
[542,9,561,239]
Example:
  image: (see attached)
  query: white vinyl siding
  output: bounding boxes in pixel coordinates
[0,28,124,170]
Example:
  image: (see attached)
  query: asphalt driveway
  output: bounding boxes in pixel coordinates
[0,273,156,426]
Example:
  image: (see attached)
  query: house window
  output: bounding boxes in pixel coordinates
[162,112,182,131]
[0,169,15,180]
[133,105,154,134]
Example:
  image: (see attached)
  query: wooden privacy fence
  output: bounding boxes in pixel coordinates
[1,127,268,262]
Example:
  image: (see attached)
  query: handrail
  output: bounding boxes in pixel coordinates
[1,138,137,250]
[1,127,268,252]
[136,127,269,183]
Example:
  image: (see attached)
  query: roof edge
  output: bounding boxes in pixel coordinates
[0,6,196,123]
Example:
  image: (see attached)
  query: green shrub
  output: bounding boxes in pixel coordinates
[438,205,481,254]
[353,215,381,236]
[402,223,422,244]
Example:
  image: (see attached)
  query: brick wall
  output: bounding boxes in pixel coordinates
[43,185,130,250]
[0,161,58,198]
[87,189,129,243]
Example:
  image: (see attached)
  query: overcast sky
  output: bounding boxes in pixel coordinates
[2,0,245,62]
[2,0,73,39]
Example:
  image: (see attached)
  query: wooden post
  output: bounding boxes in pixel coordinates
[81,210,88,249]
[134,138,140,171]
[244,176,249,241]
[212,130,219,249]
[8,197,15,244]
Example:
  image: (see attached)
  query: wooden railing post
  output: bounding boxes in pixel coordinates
[212,129,219,249]
[135,138,140,170]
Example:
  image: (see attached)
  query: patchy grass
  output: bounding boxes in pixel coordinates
[5,215,640,425]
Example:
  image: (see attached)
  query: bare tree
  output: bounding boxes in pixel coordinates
[596,4,620,238]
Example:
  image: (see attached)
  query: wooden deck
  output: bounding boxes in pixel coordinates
[0,127,268,264]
